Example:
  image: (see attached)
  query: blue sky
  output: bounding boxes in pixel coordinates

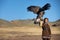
[0,0,60,22]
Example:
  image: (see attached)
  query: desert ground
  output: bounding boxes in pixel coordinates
[0,19,60,40]
[0,26,60,40]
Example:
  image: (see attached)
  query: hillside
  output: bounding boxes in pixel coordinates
[0,19,60,27]
[0,19,15,27]
[0,19,39,27]
[52,19,60,27]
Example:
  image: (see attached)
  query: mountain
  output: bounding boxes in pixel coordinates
[0,19,60,27]
[52,19,60,27]
[0,19,15,27]
[0,19,39,27]
[11,19,39,27]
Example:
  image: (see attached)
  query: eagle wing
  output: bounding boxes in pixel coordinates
[42,3,51,11]
[27,6,40,14]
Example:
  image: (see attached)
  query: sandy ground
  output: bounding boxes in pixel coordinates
[0,26,60,40]
[0,34,60,40]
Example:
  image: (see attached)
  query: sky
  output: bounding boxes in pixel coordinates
[0,0,60,22]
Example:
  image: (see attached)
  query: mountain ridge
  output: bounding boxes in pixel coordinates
[0,19,60,27]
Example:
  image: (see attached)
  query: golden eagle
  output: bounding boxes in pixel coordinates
[27,3,51,26]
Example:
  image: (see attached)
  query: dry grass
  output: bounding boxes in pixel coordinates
[0,26,60,40]
[0,19,60,40]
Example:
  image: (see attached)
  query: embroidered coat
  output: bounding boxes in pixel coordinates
[42,23,51,38]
